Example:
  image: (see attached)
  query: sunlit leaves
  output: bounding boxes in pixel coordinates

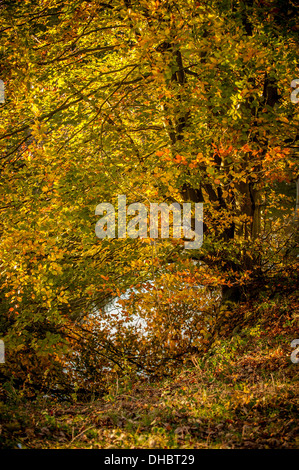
[0,0,298,392]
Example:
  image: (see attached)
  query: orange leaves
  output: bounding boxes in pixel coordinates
[8,306,19,315]
[156,149,189,166]
[262,146,294,183]
[212,143,233,158]
[173,154,188,165]
[264,146,290,163]
[241,144,251,153]
[188,152,204,169]
[188,161,197,169]
[156,148,172,160]
[264,171,291,183]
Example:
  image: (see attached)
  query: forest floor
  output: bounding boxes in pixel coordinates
[0,296,298,449]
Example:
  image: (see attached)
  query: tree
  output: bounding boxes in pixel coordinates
[0,0,298,389]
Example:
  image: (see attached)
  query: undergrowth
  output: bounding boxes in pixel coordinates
[0,293,298,449]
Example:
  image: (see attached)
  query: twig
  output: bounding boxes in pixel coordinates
[69,425,96,444]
